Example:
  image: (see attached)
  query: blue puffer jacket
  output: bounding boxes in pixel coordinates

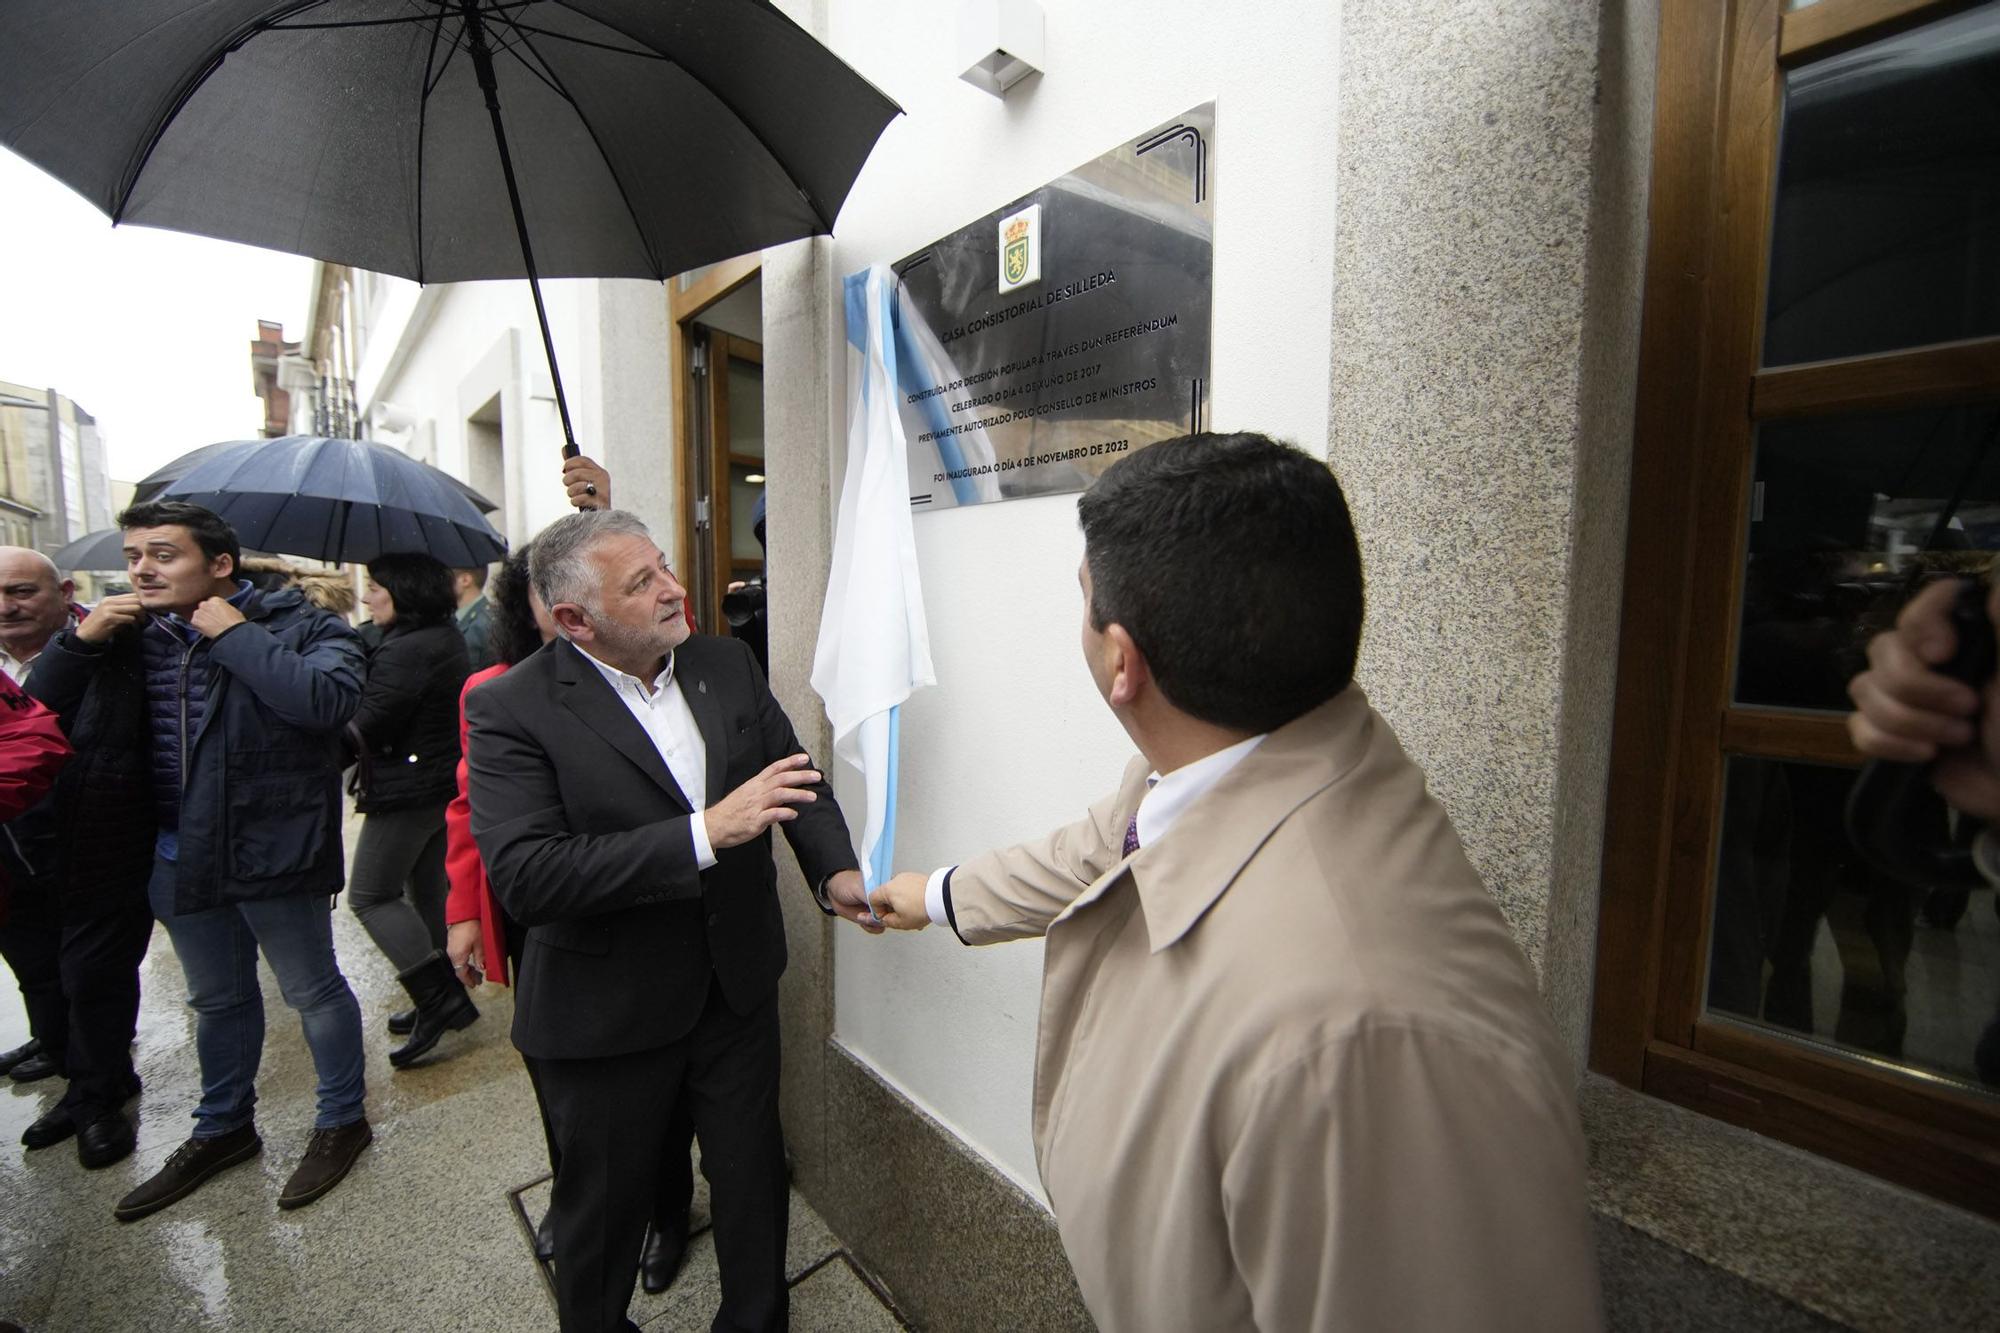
[139,586,242,835]
[31,584,364,915]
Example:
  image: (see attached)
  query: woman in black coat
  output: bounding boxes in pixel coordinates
[349,553,474,1067]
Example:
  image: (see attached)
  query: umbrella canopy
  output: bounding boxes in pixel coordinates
[0,1,898,285]
[135,437,500,514]
[49,528,129,574]
[154,436,507,567]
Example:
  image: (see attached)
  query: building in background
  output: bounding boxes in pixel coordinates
[248,319,301,439]
[0,378,113,556]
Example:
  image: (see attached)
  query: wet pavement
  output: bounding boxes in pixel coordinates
[0,819,906,1332]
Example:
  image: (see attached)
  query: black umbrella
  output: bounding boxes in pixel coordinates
[0,1,899,459]
[135,437,500,514]
[49,529,130,575]
[154,435,507,566]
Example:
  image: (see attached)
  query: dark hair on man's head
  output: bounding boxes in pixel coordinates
[116,500,241,574]
[1075,431,1364,733]
[487,542,541,667]
[365,552,457,629]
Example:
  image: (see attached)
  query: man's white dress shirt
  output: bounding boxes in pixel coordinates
[578,647,719,871]
[925,733,1266,925]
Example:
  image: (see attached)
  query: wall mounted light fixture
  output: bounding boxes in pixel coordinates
[958,0,1045,98]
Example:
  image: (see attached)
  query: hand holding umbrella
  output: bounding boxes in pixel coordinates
[563,455,612,512]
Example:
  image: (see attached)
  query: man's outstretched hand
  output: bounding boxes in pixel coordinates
[825,869,884,934]
[1848,577,2000,820]
[868,872,931,931]
[703,754,821,849]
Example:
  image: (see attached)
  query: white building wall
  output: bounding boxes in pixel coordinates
[354,276,677,553]
[805,0,1342,1196]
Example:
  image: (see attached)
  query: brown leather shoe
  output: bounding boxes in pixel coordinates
[277,1119,372,1210]
[114,1126,262,1222]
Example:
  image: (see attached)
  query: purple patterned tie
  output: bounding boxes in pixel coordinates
[1122,814,1140,858]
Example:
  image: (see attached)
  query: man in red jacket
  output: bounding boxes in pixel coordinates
[0,672,67,820]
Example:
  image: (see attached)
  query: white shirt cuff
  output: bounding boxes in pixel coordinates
[925,866,954,927]
[690,812,718,871]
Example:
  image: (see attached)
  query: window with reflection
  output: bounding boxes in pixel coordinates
[1602,0,2000,1215]
[1708,756,2000,1092]
[1763,4,2000,366]
[1735,406,2000,711]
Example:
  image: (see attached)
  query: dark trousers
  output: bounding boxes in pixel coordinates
[55,888,154,1116]
[508,921,698,1234]
[534,978,788,1333]
[0,879,66,1053]
[0,877,153,1117]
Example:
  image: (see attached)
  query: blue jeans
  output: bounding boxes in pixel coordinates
[147,859,366,1137]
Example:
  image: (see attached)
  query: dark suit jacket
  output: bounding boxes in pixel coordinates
[465,634,858,1061]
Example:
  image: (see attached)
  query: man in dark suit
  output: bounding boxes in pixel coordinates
[466,510,875,1333]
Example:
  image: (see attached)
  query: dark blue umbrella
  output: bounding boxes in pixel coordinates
[49,528,128,574]
[135,438,500,514]
[156,436,506,567]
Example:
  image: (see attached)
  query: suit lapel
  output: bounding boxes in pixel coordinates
[555,641,694,814]
[675,643,729,805]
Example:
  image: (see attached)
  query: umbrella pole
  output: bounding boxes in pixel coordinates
[462,3,581,460]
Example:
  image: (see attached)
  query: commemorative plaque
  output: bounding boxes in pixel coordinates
[888,103,1213,511]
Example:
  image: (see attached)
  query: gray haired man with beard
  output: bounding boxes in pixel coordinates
[467,509,876,1333]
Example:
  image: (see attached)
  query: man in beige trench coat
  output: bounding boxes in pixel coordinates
[871,431,1602,1332]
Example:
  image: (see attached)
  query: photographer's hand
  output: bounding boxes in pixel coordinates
[1849,579,2000,819]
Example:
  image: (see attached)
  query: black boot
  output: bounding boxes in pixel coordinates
[386,1008,417,1036]
[388,952,479,1069]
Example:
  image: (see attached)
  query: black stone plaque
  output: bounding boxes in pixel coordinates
[886,103,1213,511]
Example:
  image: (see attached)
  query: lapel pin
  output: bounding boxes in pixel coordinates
[698,680,708,694]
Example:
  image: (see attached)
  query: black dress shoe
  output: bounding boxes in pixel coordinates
[386,1007,417,1036]
[77,1112,136,1169]
[8,1050,58,1083]
[0,1038,41,1075]
[21,1103,76,1150]
[534,1212,556,1262]
[639,1220,688,1294]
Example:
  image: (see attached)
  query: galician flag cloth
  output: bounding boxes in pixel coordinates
[812,263,936,889]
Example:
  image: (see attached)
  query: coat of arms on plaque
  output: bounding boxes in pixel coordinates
[997,203,1040,294]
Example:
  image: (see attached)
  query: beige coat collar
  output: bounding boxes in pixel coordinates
[1056,687,1375,953]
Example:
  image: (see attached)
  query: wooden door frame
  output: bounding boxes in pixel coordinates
[668,254,762,627]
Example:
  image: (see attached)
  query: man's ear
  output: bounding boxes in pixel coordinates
[210,552,236,581]
[59,579,74,601]
[1103,623,1151,708]
[551,603,593,640]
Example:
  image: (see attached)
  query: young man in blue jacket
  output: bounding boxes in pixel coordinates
[31,500,371,1220]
